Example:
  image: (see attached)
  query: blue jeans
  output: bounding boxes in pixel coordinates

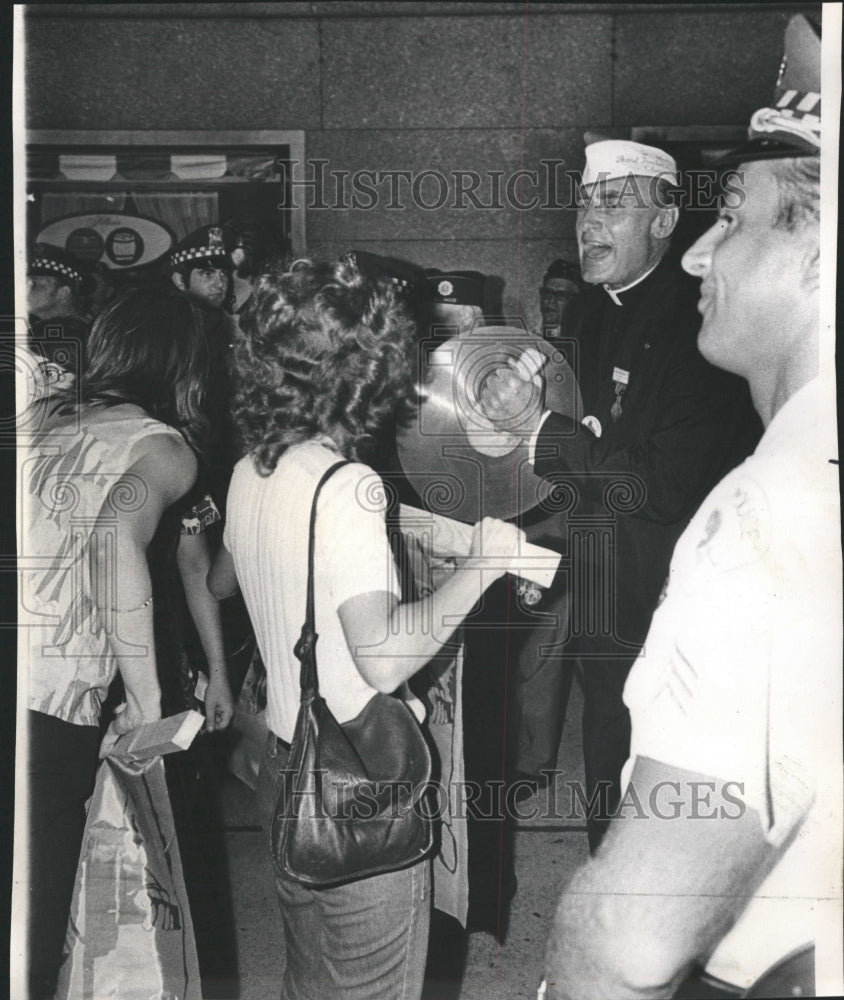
[256,732,431,1000]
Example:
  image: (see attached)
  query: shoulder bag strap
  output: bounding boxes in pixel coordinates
[294,459,352,700]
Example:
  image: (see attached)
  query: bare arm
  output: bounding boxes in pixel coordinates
[176,531,233,731]
[338,516,523,692]
[544,756,779,1000]
[207,542,240,600]
[100,436,198,733]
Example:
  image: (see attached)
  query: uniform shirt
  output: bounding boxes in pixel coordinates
[622,376,840,987]
[224,440,402,744]
[21,404,185,726]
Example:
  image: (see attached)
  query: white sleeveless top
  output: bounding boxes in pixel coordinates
[21,403,185,726]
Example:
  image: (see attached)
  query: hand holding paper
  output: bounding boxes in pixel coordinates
[100,709,206,762]
[399,505,561,589]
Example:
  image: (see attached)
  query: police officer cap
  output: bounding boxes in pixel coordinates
[543,258,583,290]
[340,249,430,300]
[425,269,486,307]
[582,140,679,189]
[28,242,86,286]
[719,14,821,165]
[170,224,231,272]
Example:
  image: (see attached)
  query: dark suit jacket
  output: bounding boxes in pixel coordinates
[534,258,762,655]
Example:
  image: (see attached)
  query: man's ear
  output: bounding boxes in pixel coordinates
[171,271,186,292]
[55,283,73,305]
[800,240,820,294]
[651,206,679,241]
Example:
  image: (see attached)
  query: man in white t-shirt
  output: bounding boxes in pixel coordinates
[537,14,841,998]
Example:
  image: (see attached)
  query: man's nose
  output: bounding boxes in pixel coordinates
[681,222,720,277]
[576,205,601,234]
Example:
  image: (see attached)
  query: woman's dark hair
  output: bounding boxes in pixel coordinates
[233,257,418,473]
[70,287,210,452]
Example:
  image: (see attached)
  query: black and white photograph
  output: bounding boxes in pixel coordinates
[9,3,843,998]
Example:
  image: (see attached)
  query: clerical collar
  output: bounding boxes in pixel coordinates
[603,262,659,306]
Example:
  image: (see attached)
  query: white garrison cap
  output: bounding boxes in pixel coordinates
[582,140,678,188]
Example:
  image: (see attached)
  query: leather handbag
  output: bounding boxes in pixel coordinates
[270,460,434,887]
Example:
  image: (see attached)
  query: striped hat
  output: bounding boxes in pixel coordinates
[28,243,85,286]
[721,15,820,165]
[340,250,431,299]
[169,224,231,271]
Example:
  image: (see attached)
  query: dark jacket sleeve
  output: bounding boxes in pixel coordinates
[534,330,760,527]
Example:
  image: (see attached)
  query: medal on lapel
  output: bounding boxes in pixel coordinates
[611,365,629,421]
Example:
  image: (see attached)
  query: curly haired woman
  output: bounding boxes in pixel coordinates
[210,257,523,1000]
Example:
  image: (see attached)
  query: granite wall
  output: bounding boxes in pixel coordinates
[24,2,819,328]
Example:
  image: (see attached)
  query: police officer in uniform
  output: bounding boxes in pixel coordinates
[27,242,92,384]
[170,224,232,310]
[540,15,831,999]
[165,225,241,994]
[168,225,238,508]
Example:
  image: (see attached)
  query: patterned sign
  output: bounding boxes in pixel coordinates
[37,213,174,269]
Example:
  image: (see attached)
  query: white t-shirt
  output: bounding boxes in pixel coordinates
[224,441,401,743]
[622,377,841,988]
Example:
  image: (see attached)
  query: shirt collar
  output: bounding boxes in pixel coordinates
[603,262,660,306]
[756,375,837,462]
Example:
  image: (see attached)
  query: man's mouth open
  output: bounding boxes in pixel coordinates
[581,243,613,262]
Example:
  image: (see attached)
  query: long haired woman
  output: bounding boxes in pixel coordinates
[21,287,209,999]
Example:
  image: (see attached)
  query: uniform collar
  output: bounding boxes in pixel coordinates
[603,261,660,306]
[756,375,837,462]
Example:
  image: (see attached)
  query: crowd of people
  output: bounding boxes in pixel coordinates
[20,12,836,1000]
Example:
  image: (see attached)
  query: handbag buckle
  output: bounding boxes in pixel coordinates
[293,625,317,662]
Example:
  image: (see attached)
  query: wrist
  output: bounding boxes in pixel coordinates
[132,703,162,724]
[521,409,544,441]
[453,561,505,596]
[125,689,161,717]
